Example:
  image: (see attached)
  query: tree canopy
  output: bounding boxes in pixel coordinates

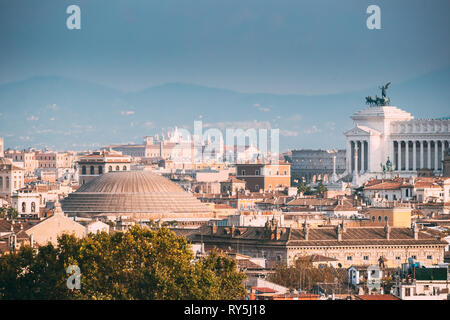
[268,257,346,292]
[0,226,246,300]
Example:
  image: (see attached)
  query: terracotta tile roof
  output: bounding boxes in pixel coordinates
[286,198,337,206]
[189,225,447,247]
[214,204,235,210]
[355,294,400,300]
[252,287,277,293]
[364,181,404,190]
[414,181,442,189]
[306,254,338,262]
[0,220,34,234]
[237,259,265,270]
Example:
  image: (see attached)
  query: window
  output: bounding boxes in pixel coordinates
[405,288,411,297]
[378,216,382,222]
[123,166,127,171]
[116,166,120,171]
[384,216,388,222]
[109,166,113,172]
[255,170,259,175]
[276,171,279,175]
[241,170,245,176]
[6,177,9,188]
[31,202,35,213]
[284,170,287,175]
[347,256,353,261]
[372,216,376,222]
[363,256,369,261]
[82,166,86,175]
[255,185,259,191]
[427,255,432,260]
[98,166,103,174]
[395,256,401,260]
[411,255,417,259]
[22,202,26,213]
[90,166,95,175]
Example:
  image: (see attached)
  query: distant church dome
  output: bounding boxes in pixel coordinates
[61,171,212,219]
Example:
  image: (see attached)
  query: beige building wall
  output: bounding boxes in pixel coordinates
[287,244,444,268]
[25,212,86,245]
[368,207,412,227]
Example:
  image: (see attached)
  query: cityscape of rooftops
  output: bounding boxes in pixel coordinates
[0,0,449,311]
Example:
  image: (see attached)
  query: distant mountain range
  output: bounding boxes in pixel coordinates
[0,67,449,151]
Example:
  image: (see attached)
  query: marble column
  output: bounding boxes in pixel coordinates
[405,141,409,171]
[442,140,446,171]
[420,140,424,169]
[361,140,365,174]
[413,141,417,171]
[427,140,432,169]
[434,140,439,171]
[397,140,402,171]
[346,140,351,174]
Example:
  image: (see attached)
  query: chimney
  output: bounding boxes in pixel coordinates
[384,223,391,240]
[336,225,343,241]
[303,221,309,240]
[412,223,419,240]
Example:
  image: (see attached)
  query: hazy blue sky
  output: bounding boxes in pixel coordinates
[1,0,450,94]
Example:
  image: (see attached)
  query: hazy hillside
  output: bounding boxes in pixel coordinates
[0,68,449,151]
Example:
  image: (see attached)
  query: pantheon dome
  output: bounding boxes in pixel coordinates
[61,171,213,219]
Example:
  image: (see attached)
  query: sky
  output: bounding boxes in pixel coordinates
[0,0,449,152]
[1,0,449,94]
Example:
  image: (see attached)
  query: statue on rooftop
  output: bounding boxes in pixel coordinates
[365,82,391,106]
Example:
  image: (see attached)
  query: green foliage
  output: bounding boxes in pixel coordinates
[0,226,246,300]
[296,182,308,195]
[268,257,346,292]
[0,207,6,219]
[315,181,328,195]
[6,207,19,220]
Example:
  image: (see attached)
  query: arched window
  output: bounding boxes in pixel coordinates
[109,166,113,172]
[123,166,127,171]
[384,216,388,222]
[116,166,120,171]
[378,216,382,222]
[372,216,376,222]
[98,166,103,174]
[6,177,9,188]
[90,166,95,175]
[22,202,26,213]
[82,166,86,175]
[31,202,36,213]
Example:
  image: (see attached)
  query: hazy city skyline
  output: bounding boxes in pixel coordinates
[1,0,449,151]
